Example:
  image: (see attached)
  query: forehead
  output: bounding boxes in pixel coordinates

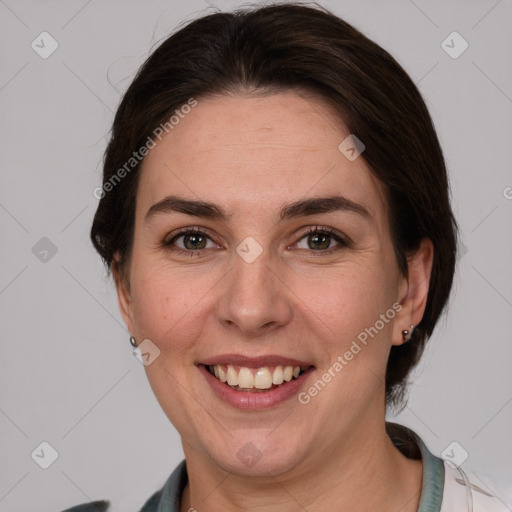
[137,91,386,222]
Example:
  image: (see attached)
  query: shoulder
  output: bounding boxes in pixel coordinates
[59,491,163,512]
[386,423,510,512]
[441,462,510,512]
[59,459,185,512]
[59,492,162,512]
[60,500,110,512]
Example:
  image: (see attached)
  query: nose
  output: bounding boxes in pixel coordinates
[215,248,294,338]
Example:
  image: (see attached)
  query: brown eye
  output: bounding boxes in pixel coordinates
[163,229,219,254]
[181,232,208,250]
[295,227,347,252]
[306,232,332,250]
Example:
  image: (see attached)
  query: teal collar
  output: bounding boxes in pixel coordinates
[387,422,445,512]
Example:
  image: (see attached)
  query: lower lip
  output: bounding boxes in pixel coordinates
[198,365,314,410]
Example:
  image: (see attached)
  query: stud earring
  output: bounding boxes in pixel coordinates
[401,325,415,342]
[129,335,137,347]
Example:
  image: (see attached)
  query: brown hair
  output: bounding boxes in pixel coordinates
[90,2,458,409]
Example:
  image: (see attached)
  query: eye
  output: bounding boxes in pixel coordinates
[161,225,349,256]
[162,228,220,255]
[293,226,348,252]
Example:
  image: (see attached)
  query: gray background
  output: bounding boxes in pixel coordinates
[1,0,511,511]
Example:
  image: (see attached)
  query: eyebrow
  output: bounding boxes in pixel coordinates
[144,194,371,223]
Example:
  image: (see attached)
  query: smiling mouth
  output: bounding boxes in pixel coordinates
[205,364,310,392]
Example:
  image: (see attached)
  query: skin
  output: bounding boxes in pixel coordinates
[114,91,433,511]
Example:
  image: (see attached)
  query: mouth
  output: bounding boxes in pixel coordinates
[204,363,310,392]
[197,355,315,409]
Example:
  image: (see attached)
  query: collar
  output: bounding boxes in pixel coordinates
[387,422,445,512]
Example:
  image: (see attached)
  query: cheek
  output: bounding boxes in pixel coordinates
[129,263,213,354]
[291,262,396,338]
[296,271,397,392]
[289,267,399,406]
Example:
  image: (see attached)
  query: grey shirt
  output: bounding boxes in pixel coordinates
[62,423,444,512]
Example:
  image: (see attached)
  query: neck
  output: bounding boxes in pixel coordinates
[180,420,423,512]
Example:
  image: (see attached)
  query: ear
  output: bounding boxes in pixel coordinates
[392,238,434,346]
[112,253,137,337]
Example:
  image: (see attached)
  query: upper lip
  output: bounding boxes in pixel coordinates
[199,354,314,368]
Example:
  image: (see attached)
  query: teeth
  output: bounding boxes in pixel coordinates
[254,368,272,389]
[218,366,227,382]
[209,364,305,390]
[272,366,284,385]
[226,365,238,386]
[238,367,254,388]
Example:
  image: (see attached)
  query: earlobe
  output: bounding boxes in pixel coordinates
[392,239,434,346]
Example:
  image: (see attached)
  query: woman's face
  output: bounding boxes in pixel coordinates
[116,91,425,477]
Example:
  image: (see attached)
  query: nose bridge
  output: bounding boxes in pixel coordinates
[216,244,292,335]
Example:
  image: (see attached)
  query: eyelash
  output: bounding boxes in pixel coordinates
[161,226,349,257]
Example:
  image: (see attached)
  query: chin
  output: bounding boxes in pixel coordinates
[203,431,308,478]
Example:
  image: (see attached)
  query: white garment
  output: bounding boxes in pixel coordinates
[440,462,510,511]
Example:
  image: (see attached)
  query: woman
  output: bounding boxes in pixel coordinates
[64,3,506,511]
